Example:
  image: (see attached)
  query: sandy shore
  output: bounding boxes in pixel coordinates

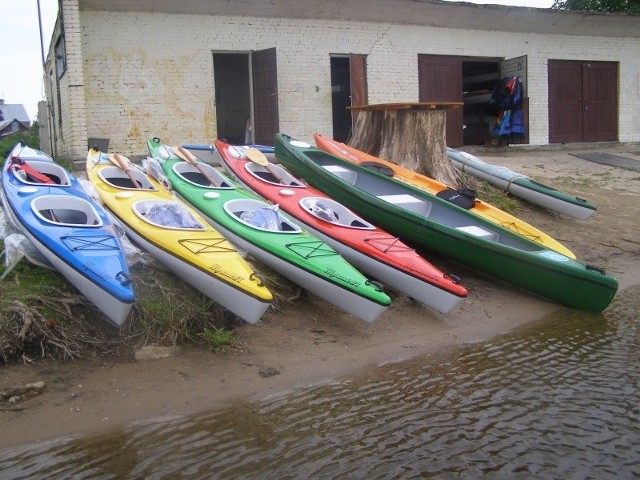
[2,143,639,449]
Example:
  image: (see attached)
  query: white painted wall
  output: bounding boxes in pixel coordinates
[53,5,640,159]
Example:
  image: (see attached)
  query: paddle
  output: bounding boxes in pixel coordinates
[244,148,285,185]
[107,152,142,189]
[172,146,220,187]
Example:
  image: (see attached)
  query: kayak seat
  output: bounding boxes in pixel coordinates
[252,170,300,186]
[182,171,232,188]
[100,167,155,190]
[376,194,432,217]
[322,165,357,185]
[12,161,68,186]
[253,171,278,183]
[279,222,297,232]
[456,225,498,242]
[108,177,139,188]
[436,188,477,209]
[45,208,89,225]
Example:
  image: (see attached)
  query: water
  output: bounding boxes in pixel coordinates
[1,286,638,479]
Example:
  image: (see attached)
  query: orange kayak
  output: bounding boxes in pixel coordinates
[313,133,575,259]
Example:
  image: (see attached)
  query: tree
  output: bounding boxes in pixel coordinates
[552,0,640,13]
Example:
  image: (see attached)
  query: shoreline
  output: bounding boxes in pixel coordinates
[2,146,639,450]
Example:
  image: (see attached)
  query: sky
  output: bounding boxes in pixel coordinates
[1,0,58,121]
[0,0,555,123]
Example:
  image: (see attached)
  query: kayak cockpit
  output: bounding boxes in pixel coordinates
[31,195,103,227]
[243,162,304,187]
[10,160,71,186]
[99,166,156,190]
[299,196,374,229]
[172,162,234,189]
[224,199,301,233]
[132,200,206,230]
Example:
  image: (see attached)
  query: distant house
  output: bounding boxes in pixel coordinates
[0,100,31,138]
[43,0,640,161]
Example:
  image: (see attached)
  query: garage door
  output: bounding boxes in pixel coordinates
[548,60,618,143]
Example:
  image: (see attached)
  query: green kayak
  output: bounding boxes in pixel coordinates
[274,134,618,312]
[147,137,391,323]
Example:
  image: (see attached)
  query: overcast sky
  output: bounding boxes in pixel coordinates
[0,0,554,122]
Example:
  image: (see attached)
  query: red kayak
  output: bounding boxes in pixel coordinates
[214,139,468,314]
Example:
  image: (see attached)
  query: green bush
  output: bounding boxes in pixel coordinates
[0,122,40,159]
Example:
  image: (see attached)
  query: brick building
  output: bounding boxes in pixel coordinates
[43,0,640,160]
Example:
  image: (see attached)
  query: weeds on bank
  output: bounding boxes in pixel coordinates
[476,183,521,213]
[200,327,234,352]
[131,264,235,348]
[0,254,125,363]
[0,240,240,364]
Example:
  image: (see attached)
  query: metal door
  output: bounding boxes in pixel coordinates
[252,48,279,146]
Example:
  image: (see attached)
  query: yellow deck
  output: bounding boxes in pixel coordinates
[85,149,273,303]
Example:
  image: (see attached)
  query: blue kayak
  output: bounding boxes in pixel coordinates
[1,143,135,326]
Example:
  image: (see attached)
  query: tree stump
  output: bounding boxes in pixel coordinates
[348,103,463,188]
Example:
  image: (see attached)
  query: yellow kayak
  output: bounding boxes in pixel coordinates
[314,134,575,259]
[86,148,273,324]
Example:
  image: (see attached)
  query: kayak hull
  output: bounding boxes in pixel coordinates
[446,148,596,220]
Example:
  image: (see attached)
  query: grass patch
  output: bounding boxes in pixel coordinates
[457,171,522,214]
[200,326,234,352]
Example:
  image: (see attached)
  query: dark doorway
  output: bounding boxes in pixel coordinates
[213,53,251,144]
[331,56,351,142]
[330,54,368,142]
[419,54,528,147]
[212,48,280,146]
[548,60,618,143]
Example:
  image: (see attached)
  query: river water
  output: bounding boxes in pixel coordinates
[1,286,638,479]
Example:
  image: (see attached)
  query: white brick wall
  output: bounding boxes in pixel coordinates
[50,3,640,159]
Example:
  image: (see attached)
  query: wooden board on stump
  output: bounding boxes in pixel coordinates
[348,102,463,188]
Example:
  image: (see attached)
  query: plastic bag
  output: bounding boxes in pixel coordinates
[146,202,202,229]
[143,157,173,191]
[1,233,53,280]
[240,204,281,230]
[310,201,338,222]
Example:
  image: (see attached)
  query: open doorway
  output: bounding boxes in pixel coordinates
[330,56,351,142]
[418,54,528,147]
[213,48,280,146]
[213,53,251,144]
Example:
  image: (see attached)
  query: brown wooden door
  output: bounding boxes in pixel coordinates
[418,55,463,147]
[548,61,583,144]
[583,62,617,142]
[349,53,368,127]
[252,48,279,146]
[548,60,617,143]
